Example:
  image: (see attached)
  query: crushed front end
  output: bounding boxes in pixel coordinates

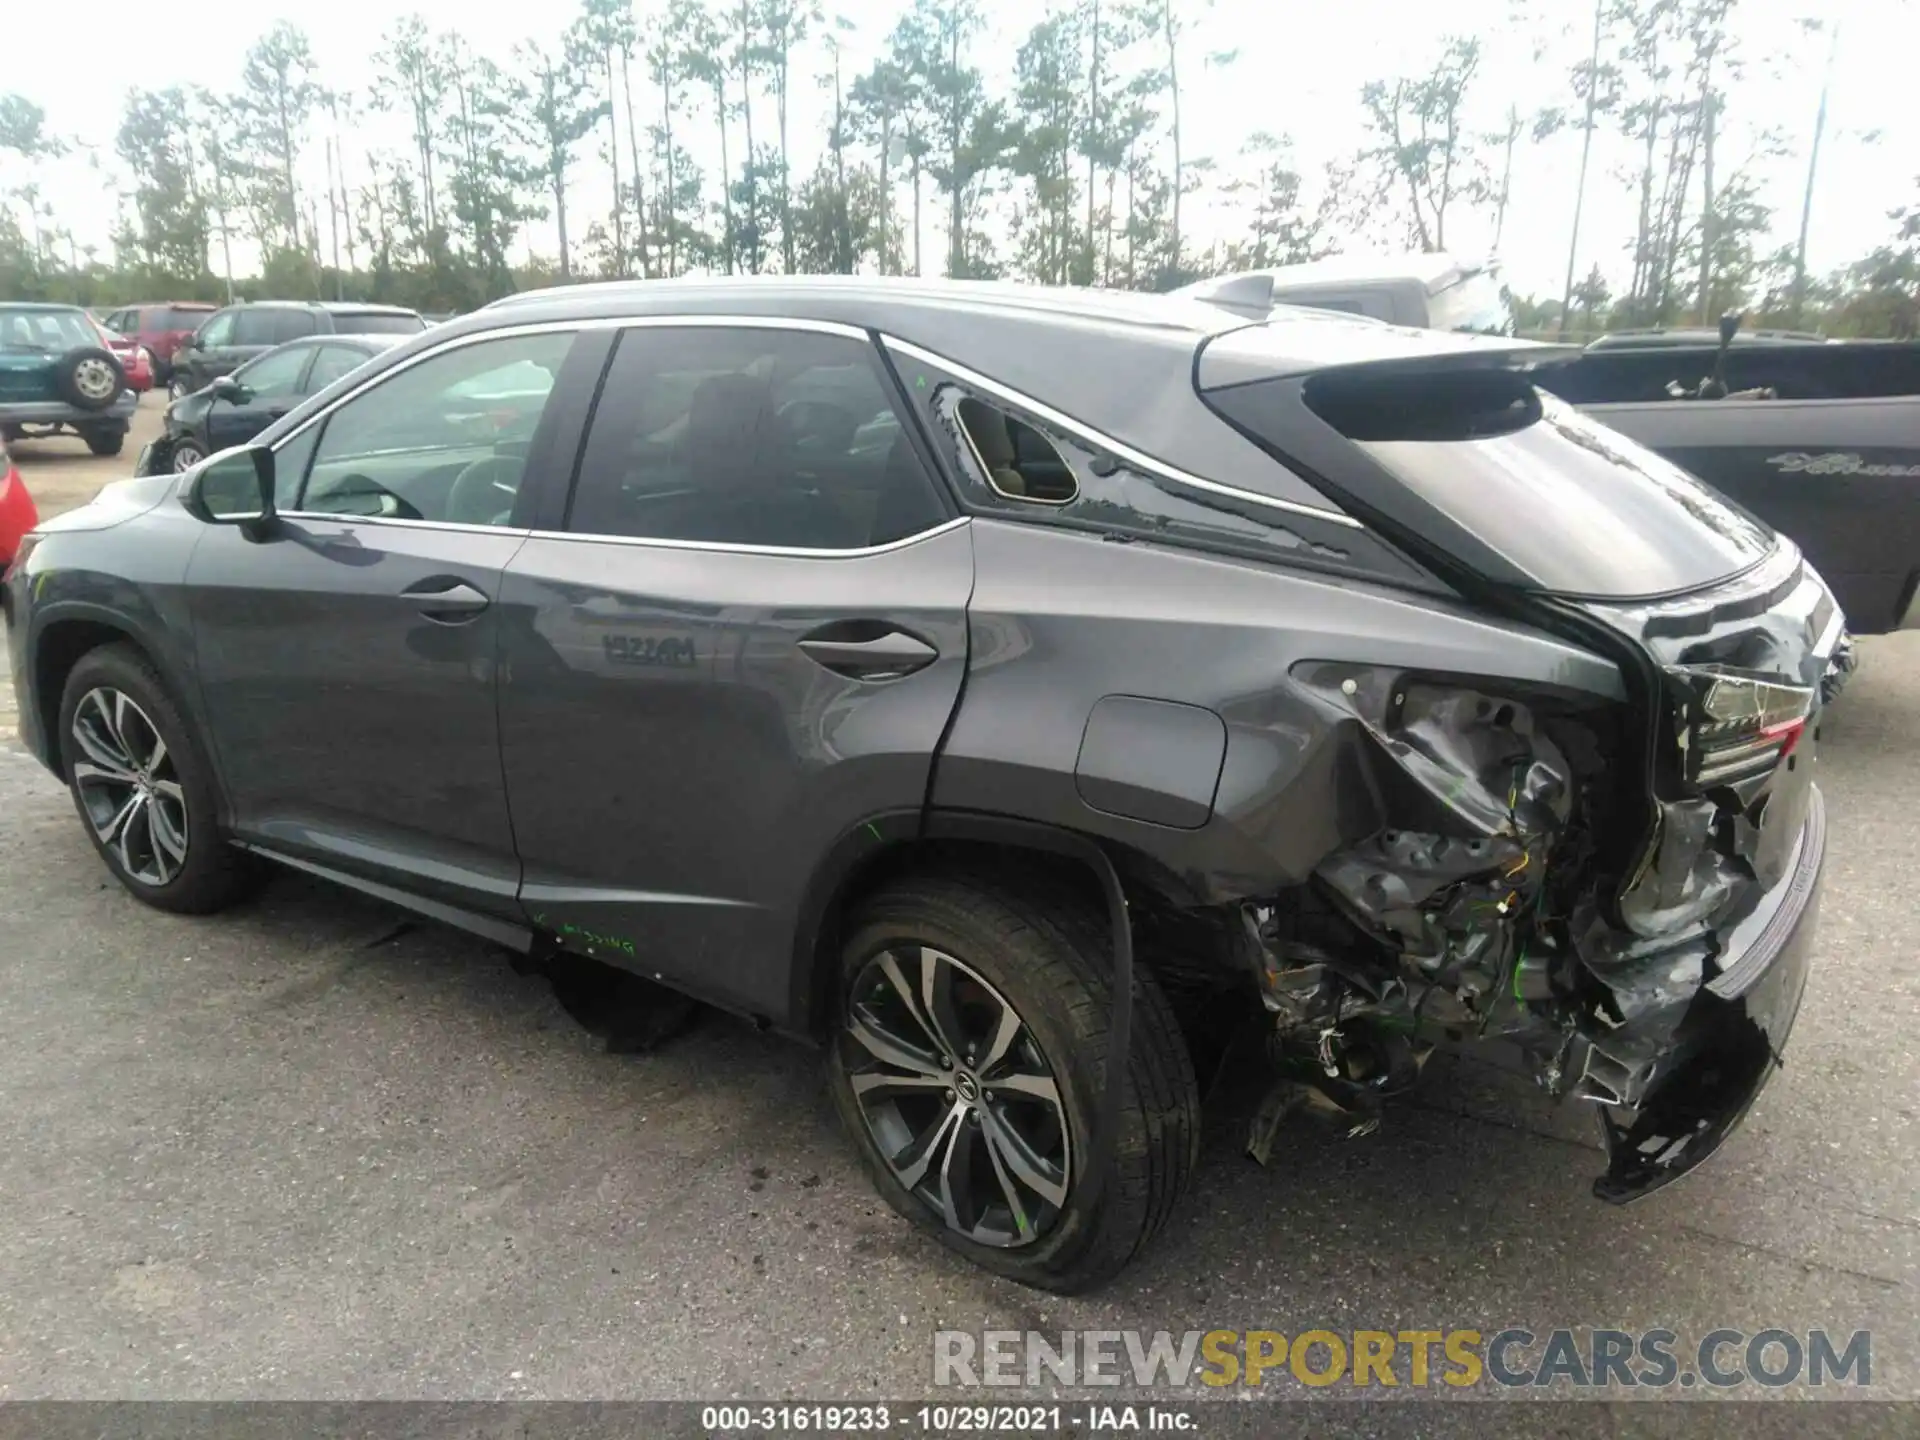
[1240,543,1838,1202]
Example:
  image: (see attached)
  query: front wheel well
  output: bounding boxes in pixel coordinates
[34,620,149,777]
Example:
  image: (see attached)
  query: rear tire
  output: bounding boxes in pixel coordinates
[828,871,1201,1293]
[58,644,259,915]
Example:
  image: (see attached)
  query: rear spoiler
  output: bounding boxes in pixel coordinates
[1197,321,1580,391]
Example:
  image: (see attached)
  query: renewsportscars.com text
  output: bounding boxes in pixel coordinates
[933,1328,1872,1391]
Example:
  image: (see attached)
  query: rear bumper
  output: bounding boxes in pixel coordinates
[0,393,138,428]
[1590,783,1825,1202]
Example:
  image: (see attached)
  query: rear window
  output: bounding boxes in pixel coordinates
[158,306,215,330]
[332,311,426,336]
[0,307,97,351]
[1302,368,1775,597]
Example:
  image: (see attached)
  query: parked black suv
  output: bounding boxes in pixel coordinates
[5,280,1839,1291]
[167,301,425,400]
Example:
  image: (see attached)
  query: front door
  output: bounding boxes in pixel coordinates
[204,343,312,453]
[496,321,969,1020]
[183,328,580,920]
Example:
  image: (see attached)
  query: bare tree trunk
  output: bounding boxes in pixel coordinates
[877,112,893,274]
[1165,2,1181,284]
[739,5,758,272]
[324,138,343,299]
[662,68,679,274]
[1792,22,1840,325]
[1558,0,1605,338]
[622,49,649,277]
[1085,0,1101,275]
[911,149,922,276]
[715,79,734,273]
[777,45,793,273]
[1696,88,1716,323]
[1492,106,1518,253]
[603,52,625,274]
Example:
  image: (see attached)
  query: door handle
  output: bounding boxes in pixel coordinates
[402,578,491,622]
[798,627,939,680]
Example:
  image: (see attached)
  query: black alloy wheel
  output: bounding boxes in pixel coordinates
[842,943,1072,1247]
[68,685,190,887]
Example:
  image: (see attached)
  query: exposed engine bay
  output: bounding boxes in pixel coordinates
[1219,562,1845,1201]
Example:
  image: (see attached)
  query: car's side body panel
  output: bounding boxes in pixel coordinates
[932,519,1624,904]
[496,521,976,1019]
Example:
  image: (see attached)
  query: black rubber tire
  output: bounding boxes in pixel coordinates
[828,871,1201,1293]
[53,346,126,412]
[83,429,125,457]
[58,643,260,915]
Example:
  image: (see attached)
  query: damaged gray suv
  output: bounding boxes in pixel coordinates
[5,280,1844,1292]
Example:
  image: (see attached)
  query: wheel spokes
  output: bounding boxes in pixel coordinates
[981,1105,1069,1210]
[937,1114,977,1234]
[918,949,972,1064]
[846,1008,942,1078]
[849,1069,951,1101]
[891,1100,965,1193]
[70,688,188,887]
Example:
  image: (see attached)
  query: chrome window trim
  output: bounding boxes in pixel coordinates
[267,312,871,452]
[521,514,970,560]
[275,511,534,537]
[880,334,1363,529]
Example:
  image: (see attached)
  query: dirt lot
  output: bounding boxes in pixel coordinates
[9,391,167,521]
[1,410,1916,1409]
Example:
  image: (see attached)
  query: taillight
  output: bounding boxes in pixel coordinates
[1676,666,1815,787]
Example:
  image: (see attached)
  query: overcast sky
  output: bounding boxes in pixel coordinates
[7,0,1916,298]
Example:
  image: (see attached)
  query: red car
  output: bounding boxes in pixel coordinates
[96,302,216,386]
[91,316,153,393]
[0,435,39,571]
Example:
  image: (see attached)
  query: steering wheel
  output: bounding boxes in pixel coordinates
[445,455,524,526]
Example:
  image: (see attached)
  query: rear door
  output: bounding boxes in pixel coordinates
[495,319,969,1020]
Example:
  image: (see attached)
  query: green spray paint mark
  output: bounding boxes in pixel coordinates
[865,821,884,843]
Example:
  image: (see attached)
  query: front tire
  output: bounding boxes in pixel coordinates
[829,872,1200,1293]
[58,644,257,914]
[169,438,206,472]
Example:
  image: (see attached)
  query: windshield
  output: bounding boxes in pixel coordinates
[1428,271,1513,336]
[333,312,426,335]
[0,307,98,352]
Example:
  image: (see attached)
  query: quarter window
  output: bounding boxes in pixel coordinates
[953,397,1078,503]
[296,331,573,526]
[567,326,946,549]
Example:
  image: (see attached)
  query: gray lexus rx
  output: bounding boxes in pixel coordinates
[4,279,1842,1291]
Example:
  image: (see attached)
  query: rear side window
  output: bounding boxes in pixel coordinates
[272,310,319,344]
[567,326,946,550]
[305,343,373,392]
[232,310,286,346]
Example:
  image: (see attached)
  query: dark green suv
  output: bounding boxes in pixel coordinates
[0,303,135,456]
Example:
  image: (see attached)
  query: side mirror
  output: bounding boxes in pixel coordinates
[183,446,276,534]
[209,376,246,403]
[1718,311,1745,347]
